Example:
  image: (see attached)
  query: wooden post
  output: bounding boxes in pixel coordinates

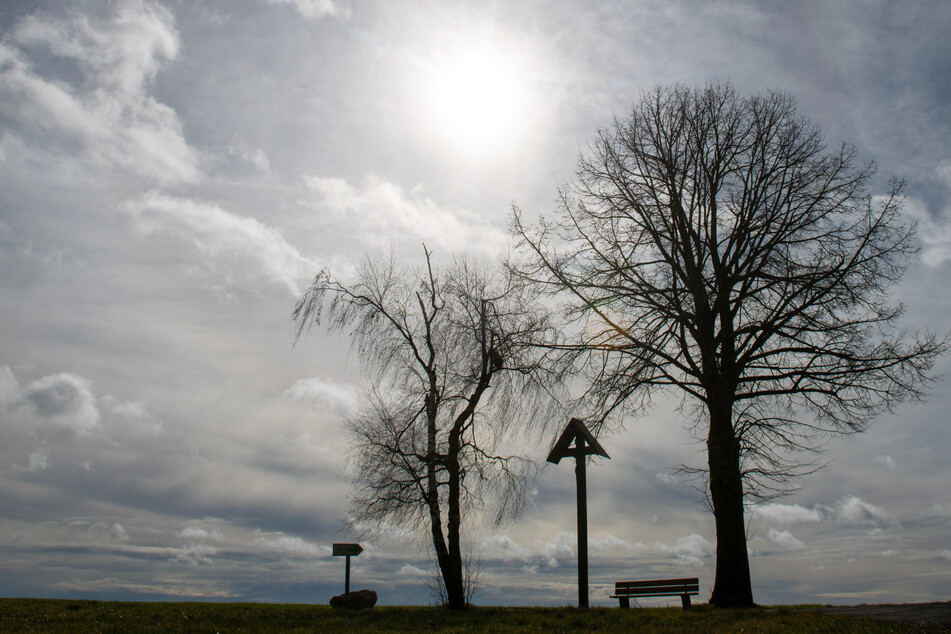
[345,555,351,594]
[546,419,609,610]
[575,434,589,608]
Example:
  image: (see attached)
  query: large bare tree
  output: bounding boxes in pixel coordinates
[294,248,561,609]
[512,83,946,607]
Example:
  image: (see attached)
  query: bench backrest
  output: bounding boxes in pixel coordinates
[615,578,699,597]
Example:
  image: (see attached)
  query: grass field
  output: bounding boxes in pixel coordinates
[1,599,946,633]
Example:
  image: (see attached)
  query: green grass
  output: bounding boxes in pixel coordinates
[0,599,942,633]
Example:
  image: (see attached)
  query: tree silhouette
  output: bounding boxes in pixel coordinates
[294,248,562,609]
[512,82,946,607]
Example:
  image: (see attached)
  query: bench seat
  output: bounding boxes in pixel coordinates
[610,577,699,609]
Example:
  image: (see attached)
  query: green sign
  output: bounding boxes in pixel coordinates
[332,543,363,557]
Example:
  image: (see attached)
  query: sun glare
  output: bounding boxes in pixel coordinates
[420,45,528,157]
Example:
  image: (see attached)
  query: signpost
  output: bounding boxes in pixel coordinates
[546,418,610,608]
[332,542,364,594]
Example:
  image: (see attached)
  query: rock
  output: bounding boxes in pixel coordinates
[330,589,377,609]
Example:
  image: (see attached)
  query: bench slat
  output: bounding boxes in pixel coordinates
[615,584,699,592]
[616,577,698,589]
[612,591,697,598]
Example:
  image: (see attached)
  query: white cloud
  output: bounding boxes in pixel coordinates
[26,450,49,473]
[755,502,823,525]
[539,531,575,567]
[875,455,896,470]
[101,395,162,433]
[23,372,101,432]
[398,564,427,577]
[829,495,893,526]
[589,534,633,553]
[757,496,893,528]
[263,0,351,20]
[252,531,324,556]
[931,503,951,517]
[178,526,224,542]
[227,134,270,171]
[171,543,217,565]
[111,523,130,541]
[0,1,198,183]
[658,533,713,567]
[767,528,806,551]
[0,365,19,406]
[282,377,356,417]
[126,191,319,296]
[902,195,951,268]
[481,535,531,560]
[303,175,507,254]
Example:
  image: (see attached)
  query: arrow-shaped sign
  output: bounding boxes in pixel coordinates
[333,543,363,557]
[333,543,364,594]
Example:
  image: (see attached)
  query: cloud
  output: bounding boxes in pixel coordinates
[755,502,823,525]
[398,564,427,577]
[767,528,806,551]
[23,372,102,432]
[0,1,198,183]
[227,134,270,171]
[303,175,507,254]
[282,377,356,417]
[111,523,130,541]
[178,526,224,542]
[263,0,351,20]
[252,531,324,556]
[126,191,319,295]
[0,365,19,406]
[539,531,575,567]
[757,496,893,527]
[658,533,713,567]
[589,534,633,553]
[829,495,893,526]
[875,455,896,470]
[481,535,531,560]
[902,194,951,268]
[3,366,160,444]
[98,395,162,435]
[171,543,217,565]
[25,450,49,473]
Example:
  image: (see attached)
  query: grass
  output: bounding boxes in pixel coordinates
[0,599,943,633]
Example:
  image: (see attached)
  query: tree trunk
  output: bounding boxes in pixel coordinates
[707,399,754,607]
[443,449,466,609]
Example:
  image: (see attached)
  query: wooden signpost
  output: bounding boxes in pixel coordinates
[546,418,610,608]
[332,542,364,594]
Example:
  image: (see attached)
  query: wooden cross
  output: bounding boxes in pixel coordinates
[547,418,610,608]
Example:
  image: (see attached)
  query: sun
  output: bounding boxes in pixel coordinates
[420,44,528,156]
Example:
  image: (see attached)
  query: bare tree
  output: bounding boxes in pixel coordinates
[294,247,562,609]
[512,82,946,607]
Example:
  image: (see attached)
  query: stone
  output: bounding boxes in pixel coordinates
[330,589,377,609]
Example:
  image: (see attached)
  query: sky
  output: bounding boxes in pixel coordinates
[1,0,950,607]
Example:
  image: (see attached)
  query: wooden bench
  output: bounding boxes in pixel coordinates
[611,577,700,609]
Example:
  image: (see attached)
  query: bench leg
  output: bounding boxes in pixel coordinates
[619,597,630,609]
[681,594,691,609]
